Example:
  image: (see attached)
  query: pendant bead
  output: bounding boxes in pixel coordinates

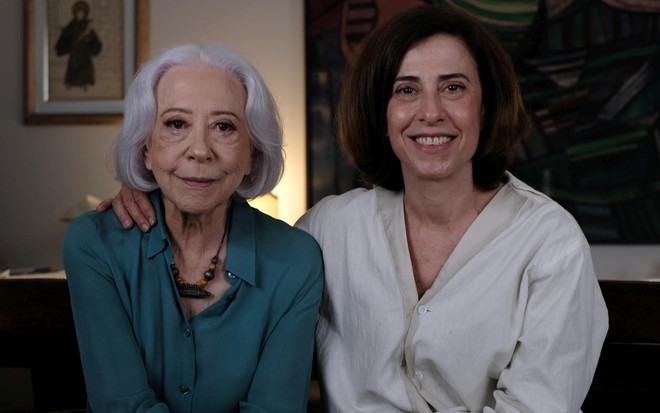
[177,283,212,298]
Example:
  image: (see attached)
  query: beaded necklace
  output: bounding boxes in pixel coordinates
[170,203,233,299]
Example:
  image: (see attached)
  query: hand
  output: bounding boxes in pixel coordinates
[96,186,156,232]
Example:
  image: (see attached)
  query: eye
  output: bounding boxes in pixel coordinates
[446,84,464,92]
[164,119,187,130]
[441,82,468,100]
[394,85,416,95]
[214,122,236,133]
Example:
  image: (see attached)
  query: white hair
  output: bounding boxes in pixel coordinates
[114,43,284,199]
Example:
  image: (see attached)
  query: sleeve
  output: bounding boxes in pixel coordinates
[242,237,324,413]
[54,22,75,56]
[294,197,330,240]
[485,240,609,413]
[293,206,316,234]
[85,29,103,56]
[62,215,169,413]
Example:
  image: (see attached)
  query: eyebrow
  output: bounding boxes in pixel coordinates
[159,108,240,118]
[394,73,470,82]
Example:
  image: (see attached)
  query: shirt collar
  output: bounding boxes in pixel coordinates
[145,191,257,286]
[225,200,257,286]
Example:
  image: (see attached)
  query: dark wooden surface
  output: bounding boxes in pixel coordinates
[0,278,86,412]
[1,278,659,412]
[581,280,660,412]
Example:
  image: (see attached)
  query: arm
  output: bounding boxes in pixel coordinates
[54,21,75,56]
[242,247,324,413]
[63,216,168,412]
[84,29,103,56]
[96,185,155,232]
[486,241,608,413]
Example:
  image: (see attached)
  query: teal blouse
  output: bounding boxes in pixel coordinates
[62,192,324,413]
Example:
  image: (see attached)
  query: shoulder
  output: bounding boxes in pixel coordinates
[255,208,320,253]
[296,187,375,233]
[63,209,143,264]
[64,209,132,247]
[62,210,145,286]
[506,173,585,238]
[504,173,591,269]
[236,204,322,272]
[241,205,324,294]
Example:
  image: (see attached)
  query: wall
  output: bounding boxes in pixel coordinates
[0,0,306,269]
[0,0,658,276]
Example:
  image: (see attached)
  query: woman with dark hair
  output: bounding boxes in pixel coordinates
[298,5,607,412]
[101,4,607,412]
[63,43,323,412]
[336,4,528,193]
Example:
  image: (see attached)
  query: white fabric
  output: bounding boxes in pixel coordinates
[296,173,608,413]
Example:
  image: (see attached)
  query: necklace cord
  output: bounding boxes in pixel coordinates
[171,202,233,298]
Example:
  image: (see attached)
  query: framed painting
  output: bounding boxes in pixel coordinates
[305,0,660,243]
[23,0,149,124]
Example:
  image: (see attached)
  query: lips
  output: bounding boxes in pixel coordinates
[180,176,215,188]
[414,136,452,145]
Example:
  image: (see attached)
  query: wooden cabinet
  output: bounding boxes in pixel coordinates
[582,280,660,412]
[0,278,86,412]
[1,278,658,412]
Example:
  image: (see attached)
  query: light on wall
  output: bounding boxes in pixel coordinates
[248,193,279,218]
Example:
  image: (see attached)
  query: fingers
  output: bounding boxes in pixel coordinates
[116,187,154,232]
[95,187,157,232]
[111,192,136,230]
[95,198,113,213]
[134,191,157,228]
[97,196,136,229]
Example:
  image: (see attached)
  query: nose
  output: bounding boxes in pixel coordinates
[187,125,213,162]
[418,92,444,123]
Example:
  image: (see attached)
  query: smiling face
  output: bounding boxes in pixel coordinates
[387,34,484,189]
[144,64,253,218]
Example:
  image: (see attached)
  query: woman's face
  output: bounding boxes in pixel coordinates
[144,64,252,217]
[386,33,484,188]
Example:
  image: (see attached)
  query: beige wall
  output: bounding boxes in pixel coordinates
[0,0,306,269]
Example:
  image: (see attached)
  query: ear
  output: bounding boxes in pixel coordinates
[245,149,254,177]
[143,144,153,171]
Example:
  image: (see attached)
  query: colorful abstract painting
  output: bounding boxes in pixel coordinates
[305,0,660,243]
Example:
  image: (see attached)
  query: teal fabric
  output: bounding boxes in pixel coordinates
[62,192,324,413]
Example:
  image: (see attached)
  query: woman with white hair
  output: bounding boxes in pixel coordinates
[63,43,323,412]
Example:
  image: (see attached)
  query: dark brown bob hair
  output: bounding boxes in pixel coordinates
[336,4,530,191]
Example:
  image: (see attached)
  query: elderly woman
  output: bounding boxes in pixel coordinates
[62,43,323,412]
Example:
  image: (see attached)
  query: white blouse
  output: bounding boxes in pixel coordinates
[296,173,608,413]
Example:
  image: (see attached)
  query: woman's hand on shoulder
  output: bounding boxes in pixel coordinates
[96,186,155,232]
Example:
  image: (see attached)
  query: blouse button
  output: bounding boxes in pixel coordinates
[415,371,423,381]
[227,271,237,279]
[179,385,190,395]
[184,328,192,337]
[418,305,428,315]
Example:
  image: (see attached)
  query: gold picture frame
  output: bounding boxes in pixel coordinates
[24,0,149,125]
